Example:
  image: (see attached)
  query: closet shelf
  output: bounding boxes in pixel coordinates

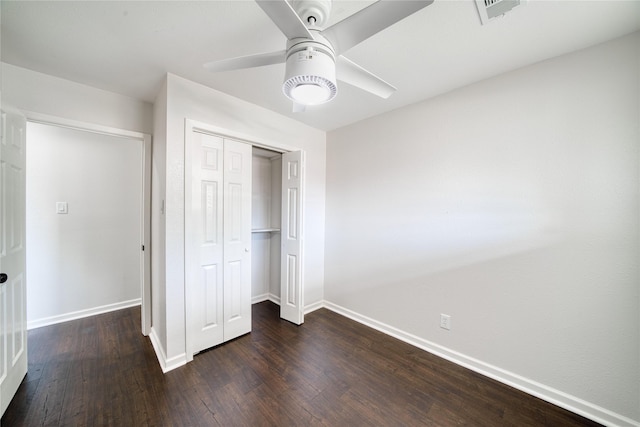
[251,228,281,233]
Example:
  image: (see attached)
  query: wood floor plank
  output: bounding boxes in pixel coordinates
[2,302,601,426]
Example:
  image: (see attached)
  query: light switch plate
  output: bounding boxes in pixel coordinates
[440,314,451,330]
[56,202,68,214]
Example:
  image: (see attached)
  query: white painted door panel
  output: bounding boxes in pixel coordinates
[186,127,252,356]
[187,132,224,354]
[223,140,252,341]
[0,110,28,416]
[280,150,304,325]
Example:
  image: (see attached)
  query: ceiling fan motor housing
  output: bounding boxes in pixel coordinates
[283,37,337,105]
[292,0,332,27]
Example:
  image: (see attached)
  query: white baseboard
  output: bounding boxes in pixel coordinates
[322,300,639,427]
[27,298,141,330]
[268,294,281,305]
[252,296,322,319]
[149,326,188,373]
[304,300,324,314]
[252,293,281,305]
[252,293,270,304]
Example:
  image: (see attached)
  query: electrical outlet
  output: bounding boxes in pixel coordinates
[440,314,451,330]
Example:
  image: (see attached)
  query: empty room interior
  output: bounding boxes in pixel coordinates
[1,1,639,426]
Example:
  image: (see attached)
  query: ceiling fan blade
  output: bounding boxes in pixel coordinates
[203,50,286,72]
[321,0,434,55]
[336,56,396,99]
[255,0,314,40]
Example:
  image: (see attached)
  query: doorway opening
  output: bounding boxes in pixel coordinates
[24,117,151,334]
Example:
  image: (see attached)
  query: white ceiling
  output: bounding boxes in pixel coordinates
[2,1,639,131]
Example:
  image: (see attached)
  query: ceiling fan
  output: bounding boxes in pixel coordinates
[204,0,434,111]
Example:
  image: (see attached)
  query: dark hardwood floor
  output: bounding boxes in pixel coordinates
[3,301,600,426]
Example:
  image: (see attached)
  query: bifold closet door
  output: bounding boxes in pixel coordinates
[280,150,304,325]
[222,139,252,341]
[187,131,251,355]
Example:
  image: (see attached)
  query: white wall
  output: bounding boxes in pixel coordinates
[152,74,326,367]
[251,155,272,300]
[26,122,142,327]
[325,32,639,426]
[251,153,281,302]
[150,79,168,356]
[1,63,153,134]
[269,157,283,298]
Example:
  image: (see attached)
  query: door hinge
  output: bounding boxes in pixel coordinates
[141,245,145,251]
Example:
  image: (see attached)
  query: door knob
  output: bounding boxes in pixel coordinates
[0,273,7,284]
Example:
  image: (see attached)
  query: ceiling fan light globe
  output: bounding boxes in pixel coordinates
[290,83,330,105]
[283,75,337,105]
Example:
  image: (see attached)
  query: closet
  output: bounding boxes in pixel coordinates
[251,147,282,305]
[185,121,305,358]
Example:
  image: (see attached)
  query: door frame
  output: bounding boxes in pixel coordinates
[23,112,152,335]
[184,119,306,360]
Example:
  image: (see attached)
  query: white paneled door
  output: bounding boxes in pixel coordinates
[0,110,28,416]
[186,127,252,356]
[280,150,304,325]
[222,140,252,341]
[187,132,224,353]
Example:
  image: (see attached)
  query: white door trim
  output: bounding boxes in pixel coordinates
[23,112,152,336]
[185,119,300,154]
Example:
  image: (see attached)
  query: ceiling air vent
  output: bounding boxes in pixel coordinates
[475,0,524,25]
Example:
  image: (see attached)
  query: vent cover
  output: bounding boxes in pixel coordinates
[475,0,524,25]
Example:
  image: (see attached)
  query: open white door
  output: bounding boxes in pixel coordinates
[280,150,304,325]
[0,110,28,416]
[222,139,252,341]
